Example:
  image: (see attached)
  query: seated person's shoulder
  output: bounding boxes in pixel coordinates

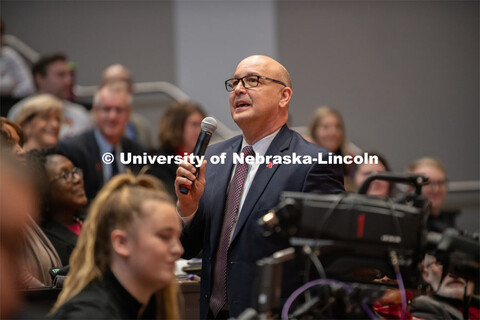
[58,130,93,148]
[51,283,116,319]
[122,136,147,153]
[51,300,111,319]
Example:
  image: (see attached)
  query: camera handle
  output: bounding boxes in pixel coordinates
[358,173,429,196]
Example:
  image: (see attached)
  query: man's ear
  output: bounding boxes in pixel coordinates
[111,229,131,258]
[279,87,292,109]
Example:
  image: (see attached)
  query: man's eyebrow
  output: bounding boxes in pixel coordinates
[231,72,260,78]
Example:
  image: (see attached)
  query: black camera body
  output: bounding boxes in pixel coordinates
[251,173,479,319]
[264,191,427,287]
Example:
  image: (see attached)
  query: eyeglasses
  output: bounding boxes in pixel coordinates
[50,167,83,183]
[425,179,448,189]
[225,75,287,92]
[97,106,129,115]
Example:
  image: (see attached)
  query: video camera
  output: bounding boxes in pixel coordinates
[248,173,479,319]
[259,173,430,287]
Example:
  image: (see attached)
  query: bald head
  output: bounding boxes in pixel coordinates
[102,64,133,93]
[238,55,292,89]
[102,64,131,82]
[230,55,293,144]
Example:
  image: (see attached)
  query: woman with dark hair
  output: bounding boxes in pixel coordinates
[27,148,88,266]
[149,101,207,197]
[50,173,184,319]
[157,101,207,155]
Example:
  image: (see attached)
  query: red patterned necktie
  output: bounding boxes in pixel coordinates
[209,145,255,317]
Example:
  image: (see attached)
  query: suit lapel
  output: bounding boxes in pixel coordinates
[231,125,292,244]
[209,139,241,252]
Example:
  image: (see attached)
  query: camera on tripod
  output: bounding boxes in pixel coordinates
[248,173,479,319]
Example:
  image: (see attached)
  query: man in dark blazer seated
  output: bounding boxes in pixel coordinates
[58,81,145,202]
[176,55,345,319]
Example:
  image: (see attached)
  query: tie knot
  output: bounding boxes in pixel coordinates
[241,145,254,157]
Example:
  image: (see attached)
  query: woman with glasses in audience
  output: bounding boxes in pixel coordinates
[50,173,183,319]
[14,94,62,152]
[407,157,457,232]
[27,149,87,266]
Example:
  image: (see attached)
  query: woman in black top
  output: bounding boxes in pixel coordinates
[50,174,184,319]
[27,148,87,266]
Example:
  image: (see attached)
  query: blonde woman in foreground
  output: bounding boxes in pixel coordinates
[50,173,184,319]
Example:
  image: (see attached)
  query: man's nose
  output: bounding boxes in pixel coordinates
[233,80,246,94]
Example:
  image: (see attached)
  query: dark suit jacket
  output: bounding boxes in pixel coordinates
[42,219,78,266]
[181,125,345,318]
[58,130,146,202]
[145,148,178,199]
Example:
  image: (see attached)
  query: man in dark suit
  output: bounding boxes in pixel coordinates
[176,55,345,319]
[58,81,145,202]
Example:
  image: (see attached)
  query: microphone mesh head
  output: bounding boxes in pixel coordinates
[201,117,217,133]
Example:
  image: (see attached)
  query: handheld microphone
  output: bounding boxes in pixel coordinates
[180,117,217,194]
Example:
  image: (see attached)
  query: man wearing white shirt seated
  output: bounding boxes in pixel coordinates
[7,53,91,138]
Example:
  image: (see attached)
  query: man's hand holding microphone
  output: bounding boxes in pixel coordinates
[175,117,217,219]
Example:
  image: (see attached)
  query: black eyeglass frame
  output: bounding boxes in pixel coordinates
[225,75,287,92]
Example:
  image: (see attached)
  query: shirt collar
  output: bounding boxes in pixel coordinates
[94,129,118,153]
[241,128,281,156]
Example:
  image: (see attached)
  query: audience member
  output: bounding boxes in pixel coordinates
[410,253,479,319]
[308,105,359,191]
[0,19,35,98]
[0,150,37,318]
[0,122,62,288]
[101,64,134,91]
[58,81,146,202]
[158,101,207,155]
[101,64,153,148]
[176,55,344,319]
[149,101,207,197]
[7,53,91,138]
[27,148,87,266]
[14,93,62,151]
[50,174,183,319]
[407,157,458,232]
[354,151,393,197]
[0,116,25,155]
